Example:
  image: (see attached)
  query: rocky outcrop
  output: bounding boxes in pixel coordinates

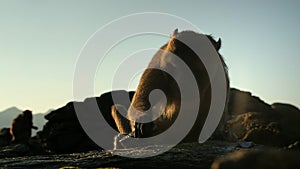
[271,103,300,144]
[0,138,45,158]
[0,128,12,147]
[227,88,274,115]
[37,88,299,152]
[225,111,282,145]
[36,100,98,153]
[222,89,300,147]
[37,90,134,153]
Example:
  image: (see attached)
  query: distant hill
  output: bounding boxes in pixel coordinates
[0,107,49,135]
[0,107,22,128]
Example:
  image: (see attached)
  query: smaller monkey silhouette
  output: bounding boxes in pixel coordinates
[10,110,38,143]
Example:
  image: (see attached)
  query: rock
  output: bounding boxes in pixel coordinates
[213,88,275,140]
[0,138,45,158]
[243,127,283,146]
[225,111,286,146]
[217,89,300,147]
[2,141,299,169]
[27,138,46,155]
[224,104,300,146]
[237,141,254,148]
[38,90,134,153]
[0,143,30,158]
[0,141,238,169]
[44,102,78,122]
[227,88,274,116]
[0,87,299,168]
[271,103,300,114]
[0,128,12,147]
[271,103,300,144]
[38,102,91,153]
[29,88,300,154]
[211,149,300,169]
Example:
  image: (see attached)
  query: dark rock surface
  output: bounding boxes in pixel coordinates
[0,141,239,169]
[227,88,274,115]
[37,90,134,153]
[37,101,99,153]
[0,139,45,158]
[1,141,299,169]
[0,128,12,147]
[211,149,300,169]
[221,88,300,147]
[271,103,300,142]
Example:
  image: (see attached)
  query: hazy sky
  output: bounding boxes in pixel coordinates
[1,0,299,113]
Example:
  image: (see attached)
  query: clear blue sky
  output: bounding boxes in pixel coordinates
[1,0,299,113]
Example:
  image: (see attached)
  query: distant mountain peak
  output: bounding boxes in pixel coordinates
[0,106,23,115]
[0,106,22,114]
[0,107,23,128]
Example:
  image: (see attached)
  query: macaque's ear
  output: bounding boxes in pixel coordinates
[216,38,221,51]
[171,28,179,37]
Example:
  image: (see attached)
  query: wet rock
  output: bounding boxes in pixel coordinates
[0,128,12,147]
[211,149,300,169]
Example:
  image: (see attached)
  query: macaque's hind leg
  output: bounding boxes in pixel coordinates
[111,104,132,135]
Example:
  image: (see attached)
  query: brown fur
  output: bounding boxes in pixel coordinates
[111,104,132,134]
[112,30,229,141]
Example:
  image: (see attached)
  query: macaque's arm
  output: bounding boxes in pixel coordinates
[111,104,132,135]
